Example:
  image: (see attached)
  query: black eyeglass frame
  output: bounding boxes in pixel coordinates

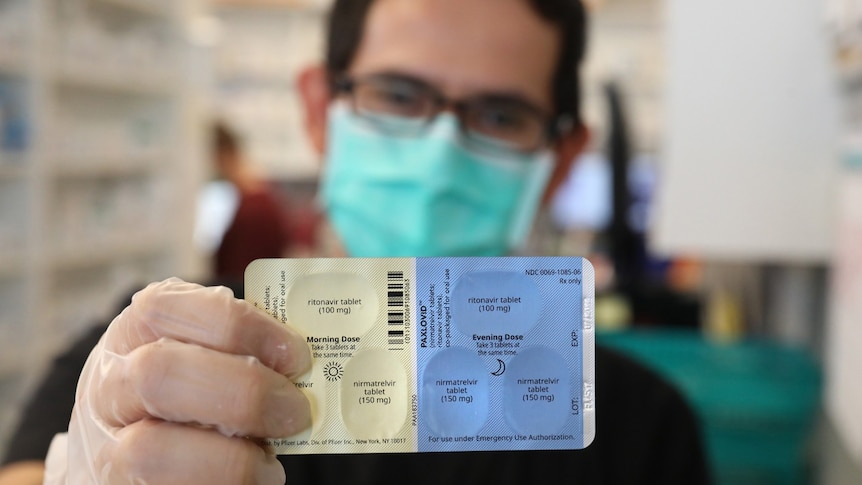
[333,74,573,154]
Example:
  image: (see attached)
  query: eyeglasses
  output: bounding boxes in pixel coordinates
[335,74,564,154]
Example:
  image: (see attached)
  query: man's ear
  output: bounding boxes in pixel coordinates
[297,63,332,157]
[542,124,590,205]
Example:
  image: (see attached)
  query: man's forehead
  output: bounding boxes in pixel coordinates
[348,0,559,107]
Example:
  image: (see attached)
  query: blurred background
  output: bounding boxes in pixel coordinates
[0,0,860,483]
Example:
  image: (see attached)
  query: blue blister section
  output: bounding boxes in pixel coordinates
[415,257,586,451]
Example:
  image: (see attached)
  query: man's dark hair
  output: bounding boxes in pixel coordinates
[325,0,588,126]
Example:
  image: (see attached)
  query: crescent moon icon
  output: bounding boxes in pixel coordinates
[491,358,506,376]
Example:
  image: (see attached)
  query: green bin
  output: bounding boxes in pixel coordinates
[598,328,822,485]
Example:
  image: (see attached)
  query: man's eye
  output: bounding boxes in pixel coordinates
[364,85,426,116]
[383,90,418,107]
[475,107,528,132]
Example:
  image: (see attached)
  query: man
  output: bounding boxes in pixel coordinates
[0,0,711,483]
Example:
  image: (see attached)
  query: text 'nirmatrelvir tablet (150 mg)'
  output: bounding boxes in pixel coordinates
[244,256,595,454]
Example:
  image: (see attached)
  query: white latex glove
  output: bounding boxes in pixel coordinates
[45,278,311,484]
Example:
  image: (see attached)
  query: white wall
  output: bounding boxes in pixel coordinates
[652,0,842,262]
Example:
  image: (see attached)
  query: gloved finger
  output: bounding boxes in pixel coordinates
[100,419,286,485]
[94,338,311,439]
[105,278,310,378]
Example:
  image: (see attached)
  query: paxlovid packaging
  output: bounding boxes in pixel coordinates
[245,257,595,454]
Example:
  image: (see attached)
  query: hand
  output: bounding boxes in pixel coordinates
[55,278,311,484]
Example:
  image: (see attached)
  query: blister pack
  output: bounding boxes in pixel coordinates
[245,257,595,454]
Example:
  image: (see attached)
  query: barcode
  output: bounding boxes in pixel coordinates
[387,271,405,349]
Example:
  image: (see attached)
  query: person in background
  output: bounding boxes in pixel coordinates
[0,1,712,484]
[211,120,294,281]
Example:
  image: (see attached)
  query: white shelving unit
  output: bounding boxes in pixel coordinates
[0,0,206,456]
[581,0,665,154]
[212,0,329,181]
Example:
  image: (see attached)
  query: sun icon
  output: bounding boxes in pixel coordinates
[323,361,344,382]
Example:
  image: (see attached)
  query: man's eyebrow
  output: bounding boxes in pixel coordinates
[363,70,436,89]
[472,92,546,110]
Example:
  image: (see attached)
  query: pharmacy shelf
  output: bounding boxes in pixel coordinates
[212,0,326,180]
[216,70,297,87]
[0,58,27,77]
[0,162,27,180]
[215,0,330,12]
[0,253,25,277]
[93,0,176,19]
[50,155,166,178]
[49,236,167,270]
[0,0,206,435]
[578,0,666,154]
[54,63,176,96]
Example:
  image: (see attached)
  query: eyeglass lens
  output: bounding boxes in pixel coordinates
[348,75,549,152]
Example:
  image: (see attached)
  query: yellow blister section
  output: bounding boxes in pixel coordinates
[245,258,418,454]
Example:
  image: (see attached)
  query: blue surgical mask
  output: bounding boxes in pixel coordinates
[320,102,553,257]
